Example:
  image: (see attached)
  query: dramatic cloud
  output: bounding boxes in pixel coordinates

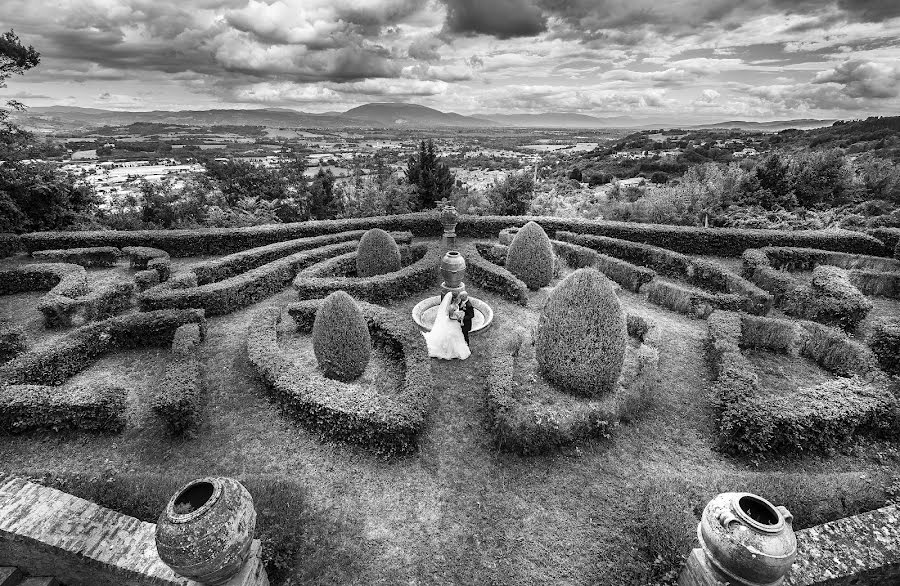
[1,0,898,120]
[443,0,547,39]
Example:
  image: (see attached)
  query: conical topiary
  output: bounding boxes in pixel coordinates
[312,291,372,381]
[535,268,626,397]
[506,221,555,290]
[356,228,402,277]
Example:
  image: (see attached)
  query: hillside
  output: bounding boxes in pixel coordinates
[342,103,497,127]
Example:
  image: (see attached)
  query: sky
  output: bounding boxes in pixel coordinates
[2,0,900,123]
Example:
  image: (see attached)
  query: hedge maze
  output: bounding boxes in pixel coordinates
[0,212,897,463]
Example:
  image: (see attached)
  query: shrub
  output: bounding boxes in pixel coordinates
[505,221,555,290]
[355,228,402,278]
[151,323,204,435]
[486,316,658,454]
[0,384,127,434]
[849,269,900,299]
[0,309,205,386]
[248,301,431,456]
[498,227,519,245]
[474,242,508,266]
[134,269,161,292]
[37,281,134,328]
[0,233,21,258]
[312,291,372,382]
[552,239,655,293]
[32,246,120,268]
[0,320,27,364]
[783,265,872,330]
[121,246,169,269]
[460,242,528,305]
[868,319,900,376]
[536,268,626,397]
[707,310,896,455]
[147,257,171,281]
[293,243,440,304]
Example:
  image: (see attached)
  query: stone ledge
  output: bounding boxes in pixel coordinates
[0,477,267,586]
[786,504,899,586]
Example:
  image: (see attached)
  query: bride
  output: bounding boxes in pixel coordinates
[422,292,471,360]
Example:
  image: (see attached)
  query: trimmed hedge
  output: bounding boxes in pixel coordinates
[0,384,127,434]
[0,263,88,299]
[869,319,900,376]
[536,268,626,397]
[560,231,771,315]
[312,292,372,382]
[759,246,900,273]
[32,246,120,268]
[0,320,27,364]
[21,212,885,259]
[459,215,888,256]
[707,311,896,455]
[486,314,659,455]
[0,309,205,386]
[552,239,655,292]
[147,257,171,281]
[505,221,555,290]
[22,214,436,257]
[743,249,873,329]
[135,269,160,292]
[248,301,432,456]
[0,233,22,259]
[293,243,440,304]
[498,227,519,245]
[139,241,359,315]
[459,242,528,306]
[868,227,900,254]
[474,242,509,266]
[122,246,169,269]
[356,228,402,278]
[151,323,205,436]
[37,281,134,328]
[849,269,900,298]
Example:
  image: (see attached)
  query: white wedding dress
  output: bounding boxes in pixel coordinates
[422,292,471,360]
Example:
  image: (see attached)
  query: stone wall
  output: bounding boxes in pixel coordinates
[0,476,268,586]
[786,503,899,586]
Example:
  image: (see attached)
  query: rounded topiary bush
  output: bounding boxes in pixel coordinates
[505,221,555,290]
[535,268,627,397]
[312,291,371,381]
[356,228,401,278]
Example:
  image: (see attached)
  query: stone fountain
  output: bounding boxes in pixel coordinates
[411,202,494,334]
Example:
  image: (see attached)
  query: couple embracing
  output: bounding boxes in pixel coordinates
[422,291,474,360]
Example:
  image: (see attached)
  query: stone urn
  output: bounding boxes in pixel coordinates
[440,250,466,289]
[697,492,796,586]
[440,203,459,236]
[155,477,257,586]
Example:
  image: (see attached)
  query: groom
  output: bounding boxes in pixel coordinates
[457,291,475,345]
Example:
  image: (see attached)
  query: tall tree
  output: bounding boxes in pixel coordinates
[1,30,40,159]
[405,139,454,210]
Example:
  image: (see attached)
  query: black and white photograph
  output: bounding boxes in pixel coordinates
[0,1,899,584]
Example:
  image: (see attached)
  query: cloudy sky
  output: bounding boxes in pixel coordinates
[2,0,900,122]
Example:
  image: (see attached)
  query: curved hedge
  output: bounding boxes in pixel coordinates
[0,263,87,300]
[33,246,120,268]
[559,231,772,315]
[140,240,358,315]
[459,242,528,306]
[707,311,897,455]
[552,239,655,292]
[122,246,169,269]
[247,301,431,456]
[38,281,134,328]
[869,318,900,376]
[0,309,205,434]
[0,234,21,259]
[293,243,439,303]
[486,313,659,455]
[150,323,205,436]
[0,320,27,364]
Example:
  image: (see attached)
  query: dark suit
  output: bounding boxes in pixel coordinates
[461,300,475,344]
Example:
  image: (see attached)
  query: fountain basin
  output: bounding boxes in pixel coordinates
[412,295,494,334]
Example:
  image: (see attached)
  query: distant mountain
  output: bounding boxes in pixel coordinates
[342,103,498,127]
[686,119,836,131]
[11,103,839,132]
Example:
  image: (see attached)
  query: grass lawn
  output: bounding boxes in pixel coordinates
[0,237,898,586]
